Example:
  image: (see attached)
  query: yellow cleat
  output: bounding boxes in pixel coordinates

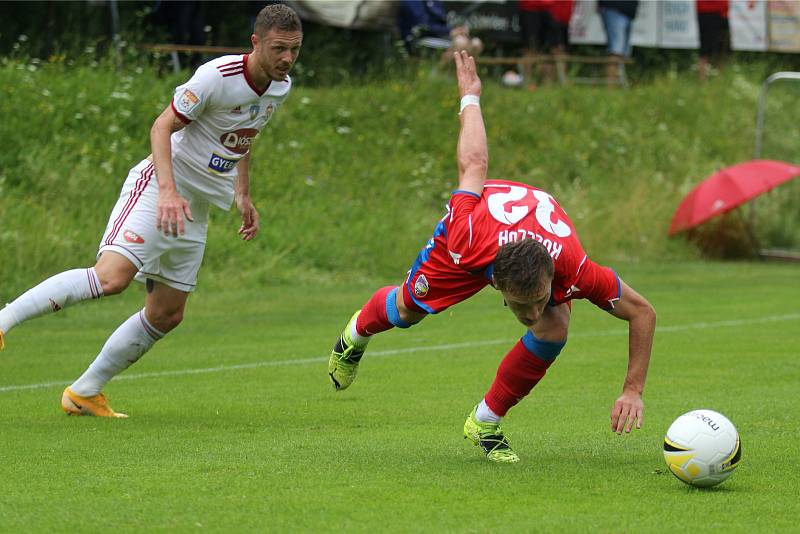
[61,387,128,418]
[328,310,367,391]
[0,329,4,351]
[464,406,520,463]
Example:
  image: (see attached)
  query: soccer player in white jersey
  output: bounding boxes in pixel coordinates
[0,4,303,417]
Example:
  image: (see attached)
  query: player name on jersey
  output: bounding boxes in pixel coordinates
[497,229,563,259]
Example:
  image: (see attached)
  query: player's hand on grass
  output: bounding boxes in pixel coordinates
[236,195,259,241]
[454,50,481,98]
[611,390,644,434]
[157,189,193,237]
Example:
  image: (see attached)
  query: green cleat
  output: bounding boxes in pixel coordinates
[464,406,520,463]
[328,311,368,391]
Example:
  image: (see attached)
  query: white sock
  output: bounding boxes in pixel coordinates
[0,268,103,334]
[476,399,502,424]
[349,321,370,346]
[70,309,164,396]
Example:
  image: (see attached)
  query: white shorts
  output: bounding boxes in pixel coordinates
[98,159,210,292]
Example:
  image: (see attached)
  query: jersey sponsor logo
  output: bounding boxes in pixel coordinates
[414,274,429,297]
[219,128,258,154]
[176,89,200,114]
[123,229,145,244]
[208,152,239,174]
[449,250,462,265]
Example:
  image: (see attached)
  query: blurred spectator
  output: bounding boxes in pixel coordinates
[598,0,638,85]
[696,0,729,81]
[516,0,574,87]
[397,0,482,66]
[153,0,206,70]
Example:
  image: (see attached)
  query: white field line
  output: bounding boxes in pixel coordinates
[1,312,798,393]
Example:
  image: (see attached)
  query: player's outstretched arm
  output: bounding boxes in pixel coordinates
[608,279,656,434]
[151,105,193,237]
[454,50,486,196]
[235,152,260,241]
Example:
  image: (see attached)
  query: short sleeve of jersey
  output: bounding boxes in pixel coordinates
[574,259,620,310]
[445,190,482,263]
[171,64,221,123]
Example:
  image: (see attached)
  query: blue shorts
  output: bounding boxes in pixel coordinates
[599,6,634,57]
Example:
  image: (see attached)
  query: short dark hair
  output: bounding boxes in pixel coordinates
[493,239,554,295]
[254,4,302,36]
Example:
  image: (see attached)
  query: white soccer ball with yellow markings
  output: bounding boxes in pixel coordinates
[663,409,741,488]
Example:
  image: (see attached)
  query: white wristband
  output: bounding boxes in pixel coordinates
[459,94,480,114]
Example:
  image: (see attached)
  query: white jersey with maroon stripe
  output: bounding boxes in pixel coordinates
[169,54,291,209]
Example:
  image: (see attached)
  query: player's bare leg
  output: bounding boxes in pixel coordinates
[94,251,140,295]
[63,279,187,417]
[329,285,426,391]
[465,303,570,462]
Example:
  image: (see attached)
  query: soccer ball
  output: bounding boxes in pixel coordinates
[663,409,741,488]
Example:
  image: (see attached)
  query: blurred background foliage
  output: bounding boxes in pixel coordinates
[0,1,798,296]
[3,1,800,85]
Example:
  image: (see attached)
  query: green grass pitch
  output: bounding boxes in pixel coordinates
[1,261,798,531]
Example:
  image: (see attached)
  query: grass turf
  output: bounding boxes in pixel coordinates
[0,262,798,532]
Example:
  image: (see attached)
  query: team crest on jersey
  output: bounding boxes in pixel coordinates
[264,103,274,120]
[176,89,200,114]
[414,274,429,297]
[123,229,145,244]
[249,104,260,120]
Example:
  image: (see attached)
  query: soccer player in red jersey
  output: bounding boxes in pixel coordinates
[328,51,656,463]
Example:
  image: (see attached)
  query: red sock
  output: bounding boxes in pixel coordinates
[355,286,396,336]
[484,339,554,416]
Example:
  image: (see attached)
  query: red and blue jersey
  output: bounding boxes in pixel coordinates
[403,180,619,314]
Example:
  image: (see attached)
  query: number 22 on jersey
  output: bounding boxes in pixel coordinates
[486,185,571,238]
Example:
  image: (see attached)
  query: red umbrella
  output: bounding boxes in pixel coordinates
[668,159,800,236]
